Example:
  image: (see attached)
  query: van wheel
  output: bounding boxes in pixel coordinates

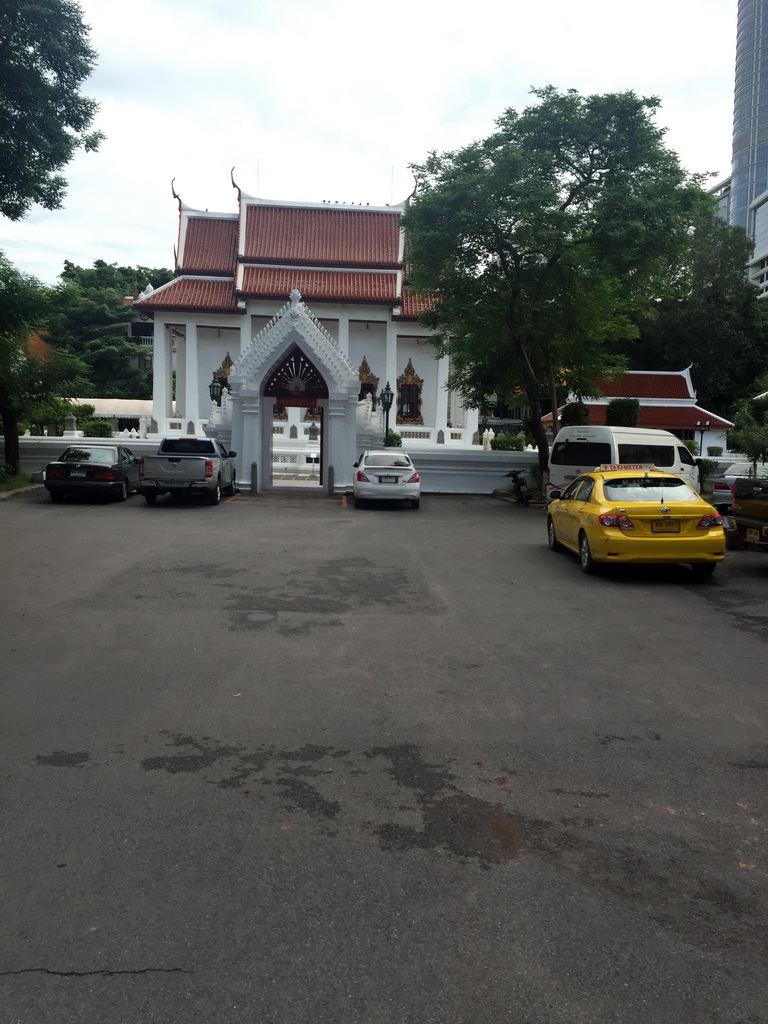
[579,532,597,574]
[547,517,563,552]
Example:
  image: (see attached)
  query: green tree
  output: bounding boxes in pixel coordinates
[46,260,173,398]
[0,255,91,471]
[559,401,590,427]
[621,216,768,415]
[402,87,712,472]
[729,397,768,467]
[0,0,104,220]
[605,397,640,426]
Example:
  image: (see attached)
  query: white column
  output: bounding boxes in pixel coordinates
[385,320,398,395]
[435,352,450,434]
[337,314,349,356]
[184,323,199,433]
[239,315,251,357]
[152,319,171,432]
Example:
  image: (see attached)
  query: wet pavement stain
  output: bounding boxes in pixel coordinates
[141,734,244,774]
[35,751,90,767]
[378,793,521,866]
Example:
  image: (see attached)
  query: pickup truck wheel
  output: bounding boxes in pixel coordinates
[144,492,157,506]
[208,481,221,506]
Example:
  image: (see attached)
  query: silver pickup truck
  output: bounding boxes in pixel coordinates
[139,437,237,506]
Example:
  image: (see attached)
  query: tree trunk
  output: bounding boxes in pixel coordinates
[547,360,559,437]
[1,406,21,473]
[516,342,550,476]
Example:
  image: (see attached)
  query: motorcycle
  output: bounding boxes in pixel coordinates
[505,469,530,507]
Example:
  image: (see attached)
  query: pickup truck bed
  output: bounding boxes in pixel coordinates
[730,476,768,550]
[139,437,237,506]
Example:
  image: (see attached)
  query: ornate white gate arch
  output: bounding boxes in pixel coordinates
[228,290,359,491]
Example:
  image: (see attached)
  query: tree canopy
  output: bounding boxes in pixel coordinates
[401,87,713,468]
[618,216,768,416]
[0,255,90,471]
[46,260,174,398]
[0,0,103,220]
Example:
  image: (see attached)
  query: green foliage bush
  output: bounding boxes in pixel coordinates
[707,446,723,457]
[383,431,402,447]
[605,398,640,427]
[559,402,589,427]
[490,432,525,451]
[681,438,699,456]
[82,419,113,437]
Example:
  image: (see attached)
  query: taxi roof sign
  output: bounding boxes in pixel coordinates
[596,463,658,472]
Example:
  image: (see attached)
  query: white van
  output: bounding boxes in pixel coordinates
[548,425,699,492]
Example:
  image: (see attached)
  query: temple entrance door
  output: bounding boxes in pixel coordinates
[264,345,328,490]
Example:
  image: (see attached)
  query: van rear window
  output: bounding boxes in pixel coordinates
[551,441,611,466]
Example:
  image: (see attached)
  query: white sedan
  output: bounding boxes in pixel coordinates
[352,450,420,509]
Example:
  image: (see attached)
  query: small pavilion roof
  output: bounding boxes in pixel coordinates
[135,278,242,314]
[594,369,695,400]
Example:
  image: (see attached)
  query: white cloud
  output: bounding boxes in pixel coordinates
[0,0,737,285]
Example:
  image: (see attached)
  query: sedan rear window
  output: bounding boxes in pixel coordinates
[602,477,699,502]
[59,447,115,465]
[364,455,413,469]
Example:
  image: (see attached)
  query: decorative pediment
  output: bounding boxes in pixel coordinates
[230,289,357,398]
[396,358,424,425]
[358,355,380,405]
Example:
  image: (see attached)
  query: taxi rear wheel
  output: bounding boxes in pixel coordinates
[690,562,716,579]
[547,516,563,552]
[579,531,597,575]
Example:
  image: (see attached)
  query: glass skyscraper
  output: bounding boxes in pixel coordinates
[716,0,768,291]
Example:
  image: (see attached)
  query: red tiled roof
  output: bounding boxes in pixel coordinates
[399,288,434,320]
[179,217,238,274]
[135,278,241,314]
[243,206,401,267]
[240,267,398,304]
[595,371,692,400]
[543,405,732,429]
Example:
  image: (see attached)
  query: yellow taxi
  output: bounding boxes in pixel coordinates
[546,465,726,578]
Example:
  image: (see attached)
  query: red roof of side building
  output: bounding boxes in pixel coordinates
[239,267,398,304]
[135,278,242,314]
[594,370,693,400]
[179,217,238,274]
[243,206,401,268]
[542,405,733,429]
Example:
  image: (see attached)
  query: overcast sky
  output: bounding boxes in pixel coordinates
[0,0,738,287]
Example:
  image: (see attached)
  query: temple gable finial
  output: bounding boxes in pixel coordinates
[289,289,302,318]
[231,166,241,200]
[171,177,182,210]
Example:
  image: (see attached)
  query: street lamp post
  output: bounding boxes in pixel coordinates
[380,382,394,444]
[208,374,223,407]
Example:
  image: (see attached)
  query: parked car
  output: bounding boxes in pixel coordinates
[709,460,768,513]
[44,445,140,503]
[139,437,237,506]
[547,466,725,578]
[352,450,420,508]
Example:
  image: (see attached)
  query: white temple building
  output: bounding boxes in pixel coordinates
[134,188,477,491]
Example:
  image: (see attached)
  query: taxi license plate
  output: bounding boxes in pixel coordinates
[378,475,398,483]
[70,469,86,478]
[652,519,679,533]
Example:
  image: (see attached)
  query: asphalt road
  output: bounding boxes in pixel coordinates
[2,488,767,1024]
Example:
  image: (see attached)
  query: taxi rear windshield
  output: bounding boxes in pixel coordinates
[602,477,698,502]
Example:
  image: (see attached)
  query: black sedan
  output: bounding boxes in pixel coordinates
[44,445,141,503]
